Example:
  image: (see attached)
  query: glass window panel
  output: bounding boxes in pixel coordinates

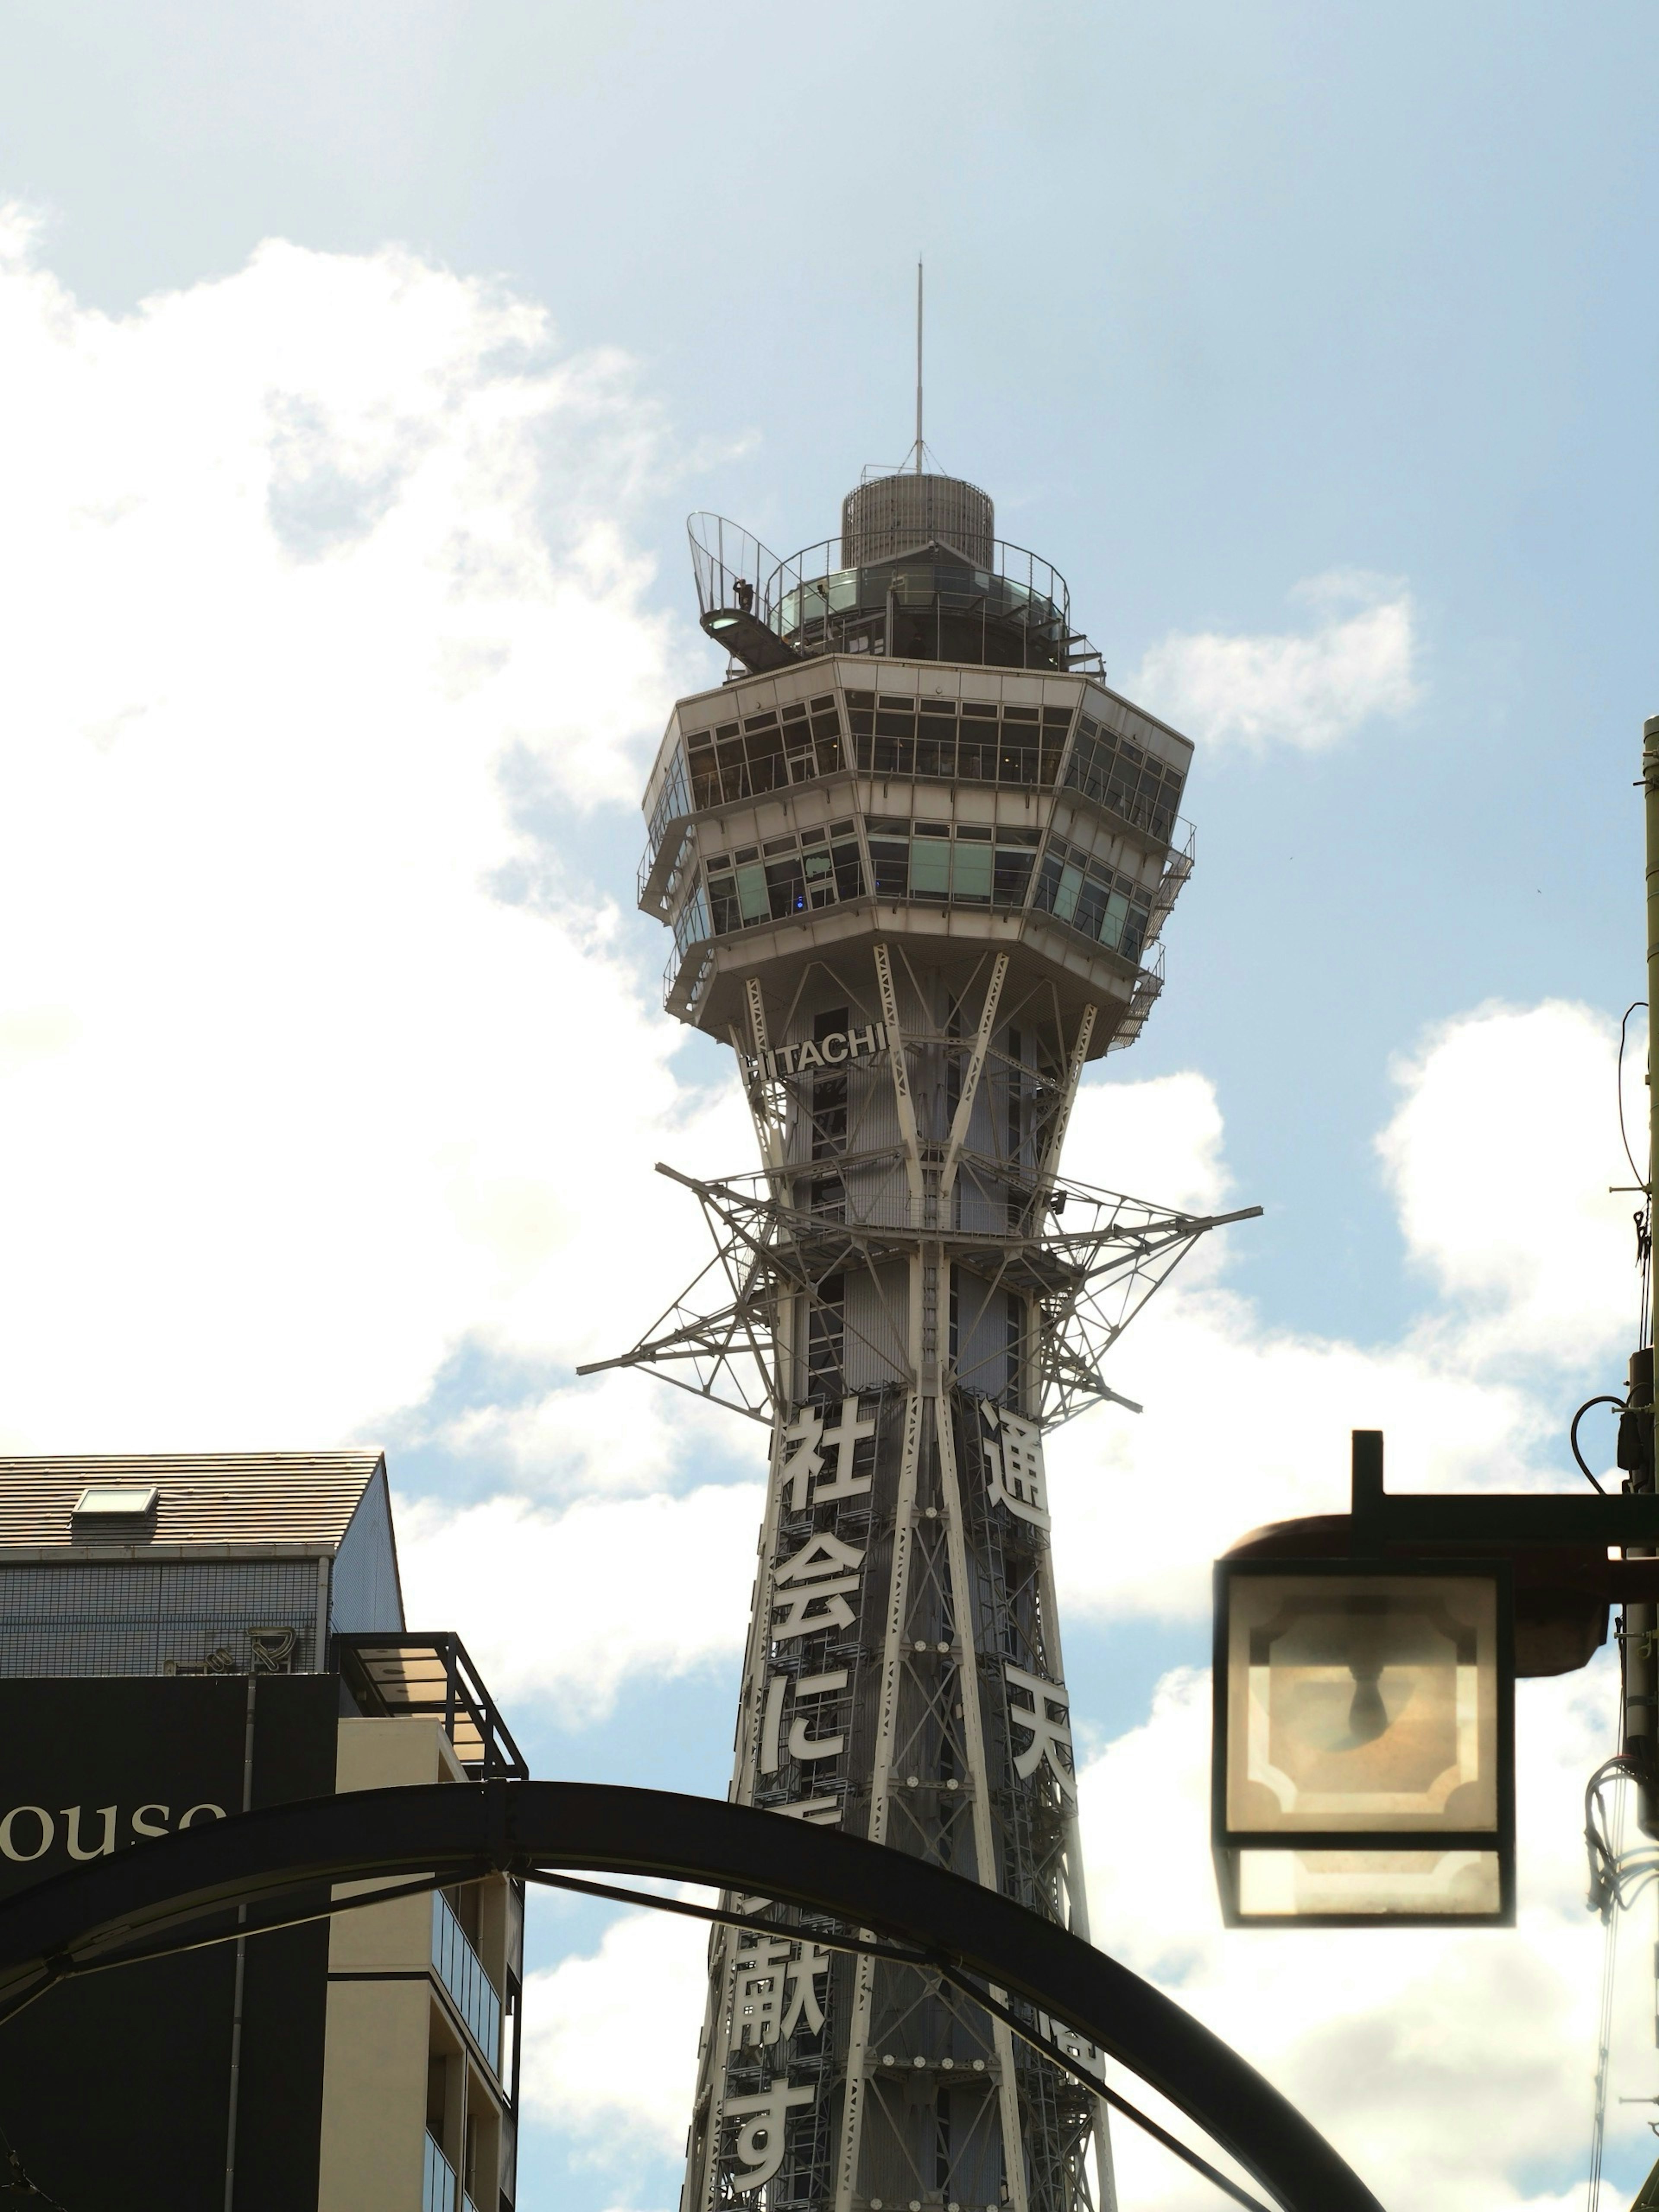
[952,843,993,901]
[909,838,950,896]
[1226,1572,1500,1834]
[74,1486,156,1515]
[868,840,909,896]
[1053,864,1082,924]
[766,858,806,917]
[1235,1849,1502,1920]
[709,876,741,934]
[737,864,770,925]
[994,849,1036,906]
[833,851,865,900]
[1073,881,1108,938]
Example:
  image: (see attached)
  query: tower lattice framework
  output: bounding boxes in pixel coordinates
[592,467,1251,2212]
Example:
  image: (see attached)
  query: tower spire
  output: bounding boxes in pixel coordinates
[915,260,924,473]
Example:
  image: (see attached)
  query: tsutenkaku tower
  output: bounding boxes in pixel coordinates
[593,460,1250,2212]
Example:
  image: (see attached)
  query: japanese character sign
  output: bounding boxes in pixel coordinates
[780,1396,876,1510]
[771,1531,864,1640]
[982,1402,1050,1529]
[734,1936,831,2047]
[760,1669,848,1773]
[1004,1662,1076,1803]
[721,2076,815,2190]
[772,1795,841,1826]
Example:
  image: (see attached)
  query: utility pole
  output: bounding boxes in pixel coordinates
[1627,714,1659,1838]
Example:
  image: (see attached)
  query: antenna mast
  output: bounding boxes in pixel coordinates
[915,261,923,474]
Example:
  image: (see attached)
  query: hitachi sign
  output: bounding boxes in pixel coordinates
[750,1023,890,1081]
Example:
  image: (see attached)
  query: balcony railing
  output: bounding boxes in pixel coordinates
[433,1890,502,2073]
[334,1632,528,1779]
[423,2132,456,2212]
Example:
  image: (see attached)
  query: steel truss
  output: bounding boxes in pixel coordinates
[587,938,1256,2212]
[577,1159,1257,1429]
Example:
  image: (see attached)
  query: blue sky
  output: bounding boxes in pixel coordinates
[1,6,1657,2207]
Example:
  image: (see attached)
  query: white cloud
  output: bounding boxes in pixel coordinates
[1130,570,1418,751]
[0,212,1646,2209]
[1380,999,1638,1371]
[1075,1659,1646,2210]
[396,1479,761,1713]
[0,209,757,1455]
[512,1001,1649,2200]
[521,1906,709,2160]
[399,1367,756,1503]
[1049,996,1634,1628]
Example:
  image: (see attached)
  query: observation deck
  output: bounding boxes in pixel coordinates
[640,650,1191,1050]
[690,505,1100,680]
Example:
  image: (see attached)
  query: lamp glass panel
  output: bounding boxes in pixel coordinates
[1234,1848,1502,1920]
[1226,1571,1500,1834]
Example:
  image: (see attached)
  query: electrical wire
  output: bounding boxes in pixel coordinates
[0,2115,67,2208]
[1573,1397,1627,1495]
[1619,1001,1654,1351]
[1619,1002,1649,1192]
[519,1869,1277,2212]
[1587,1769,1630,2209]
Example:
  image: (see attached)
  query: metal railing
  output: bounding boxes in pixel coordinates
[334,1632,528,1779]
[433,1889,502,2072]
[687,512,1072,648]
[767,533,1070,642]
[688,512,795,627]
[423,2131,457,2212]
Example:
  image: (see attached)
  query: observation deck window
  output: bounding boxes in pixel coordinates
[700,822,866,939]
[685,695,844,810]
[1033,834,1152,962]
[845,691,1072,788]
[1064,712,1185,844]
[865,819,1039,909]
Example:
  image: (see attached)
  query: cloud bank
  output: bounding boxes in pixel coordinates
[0,206,748,1457]
[1131,571,1418,751]
[0,217,1644,2210]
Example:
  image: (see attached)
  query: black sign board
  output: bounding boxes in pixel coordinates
[0,1674,337,2211]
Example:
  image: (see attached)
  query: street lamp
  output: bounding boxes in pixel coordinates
[1214,1429,1659,1927]
[1214,1554,1512,1925]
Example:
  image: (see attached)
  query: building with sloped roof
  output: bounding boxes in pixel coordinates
[0,1451,522,2212]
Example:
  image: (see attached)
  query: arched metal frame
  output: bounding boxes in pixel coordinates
[0,1780,1383,2212]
